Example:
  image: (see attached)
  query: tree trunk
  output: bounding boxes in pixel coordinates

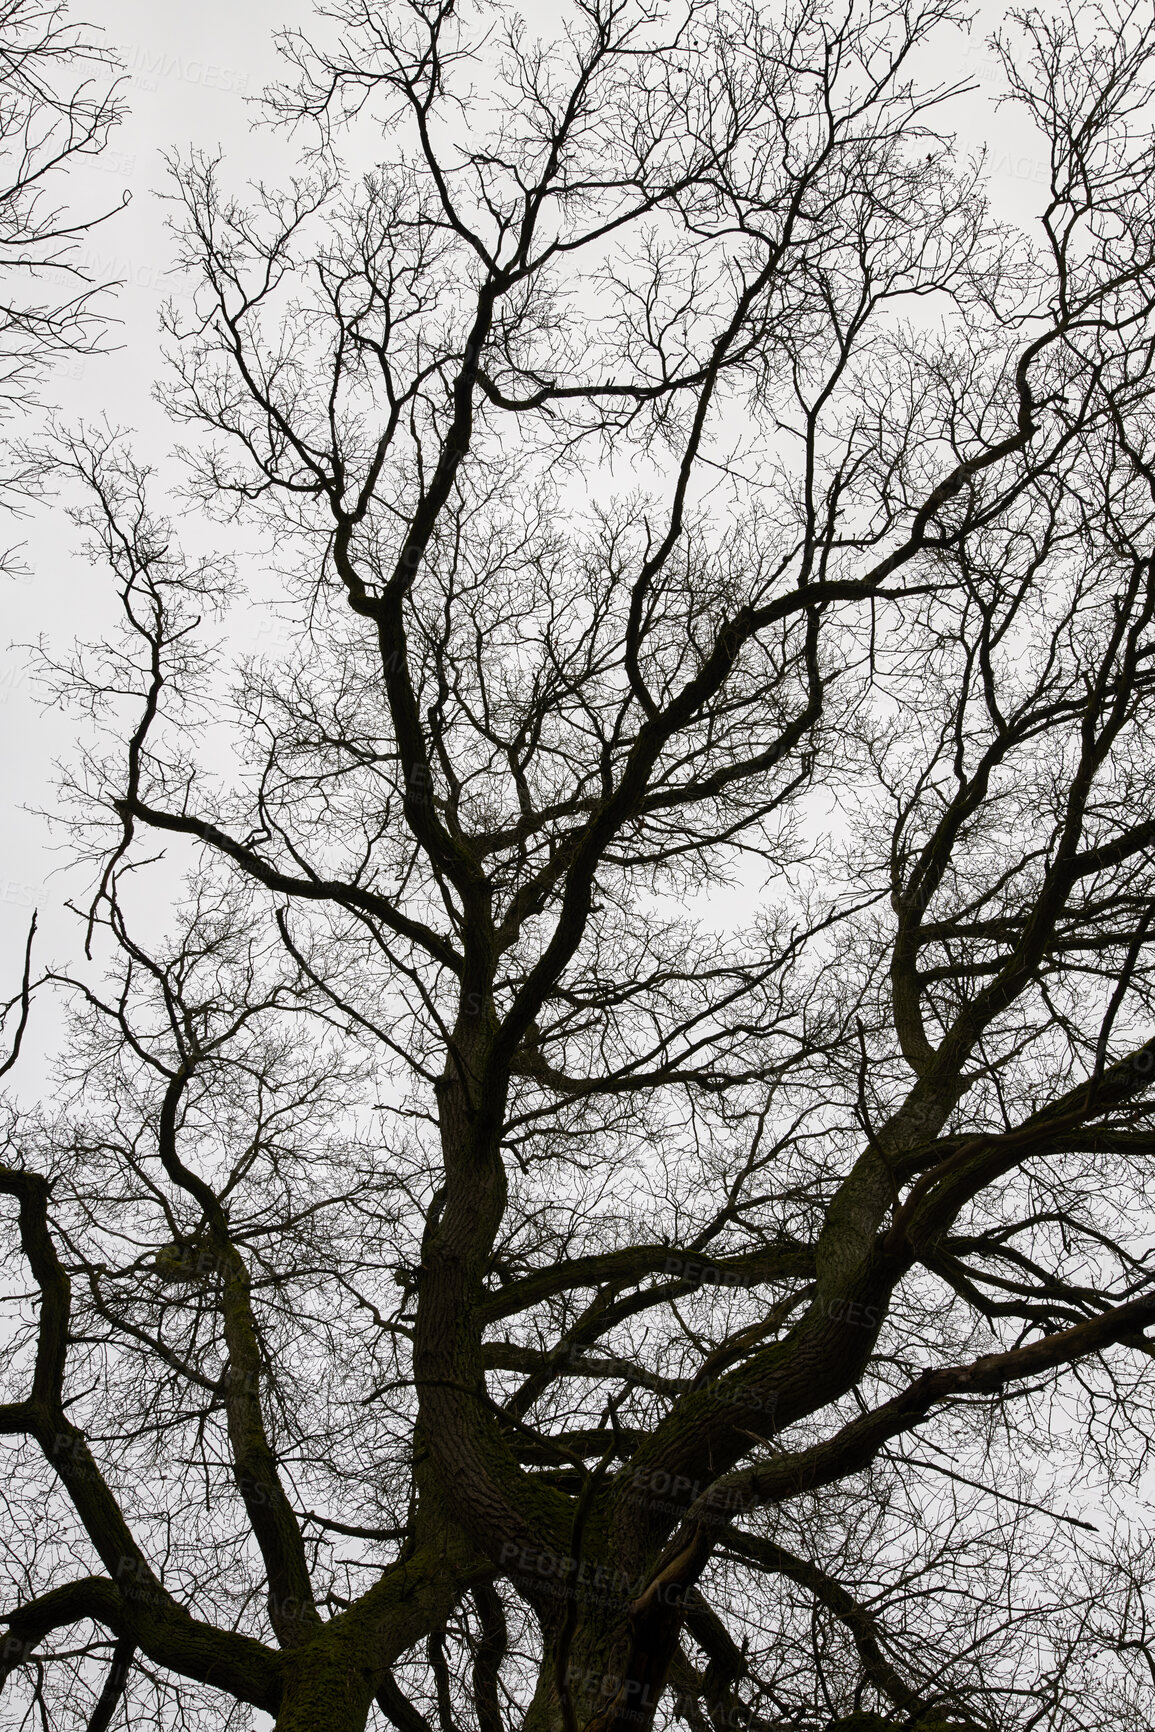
[521,1592,682,1732]
[272,1630,380,1732]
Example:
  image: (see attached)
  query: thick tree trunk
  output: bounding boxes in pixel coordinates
[272,1630,380,1732]
[519,1590,683,1732]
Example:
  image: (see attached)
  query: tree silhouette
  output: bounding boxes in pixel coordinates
[0,0,125,557]
[5,2,1155,1729]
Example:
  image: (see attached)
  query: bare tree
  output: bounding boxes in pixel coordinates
[0,0,124,405]
[6,1,1155,1730]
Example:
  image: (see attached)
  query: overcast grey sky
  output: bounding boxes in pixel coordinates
[0,0,1053,1045]
[0,0,310,1013]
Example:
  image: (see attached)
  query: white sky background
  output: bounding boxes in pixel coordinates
[0,0,312,1062]
[0,0,1058,1025]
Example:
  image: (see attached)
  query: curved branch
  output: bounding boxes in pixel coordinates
[0,910,37,1078]
[0,1575,280,1712]
[719,1532,929,1719]
[115,796,462,976]
[85,1631,134,1732]
[700,1284,1155,1520]
[0,1167,283,1707]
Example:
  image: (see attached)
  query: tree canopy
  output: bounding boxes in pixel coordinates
[0,0,123,523]
[5,1,1155,1729]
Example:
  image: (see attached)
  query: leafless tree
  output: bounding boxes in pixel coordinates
[0,0,123,398]
[0,0,125,573]
[6,1,1155,1730]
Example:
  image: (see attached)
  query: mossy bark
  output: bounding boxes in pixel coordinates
[272,1629,380,1732]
